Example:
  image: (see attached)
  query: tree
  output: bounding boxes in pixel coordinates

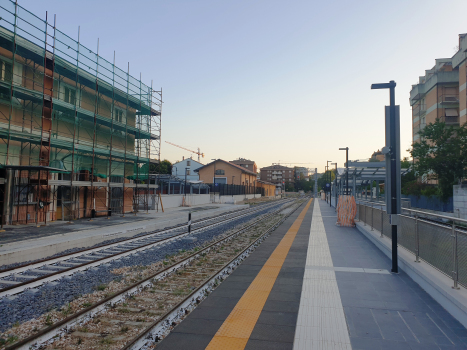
[410,120,467,201]
[317,170,335,191]
[149,159,173,174]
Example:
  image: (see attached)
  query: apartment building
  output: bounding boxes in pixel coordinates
[0,1,161,225]
[410,33,467,143]
[172,158,203,182]
[229,158,257,173]
[294,167,308,181]
[260,165,295,186]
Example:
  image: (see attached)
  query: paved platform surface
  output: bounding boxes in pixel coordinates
[0,203,247,266]
[156,199,467,350]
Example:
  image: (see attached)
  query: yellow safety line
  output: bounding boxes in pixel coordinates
[206,198,313,350]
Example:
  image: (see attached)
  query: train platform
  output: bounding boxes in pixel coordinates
[0,203,247,267]
[157,199,467,350]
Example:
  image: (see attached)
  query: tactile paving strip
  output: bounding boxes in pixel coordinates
[293,200,352,350]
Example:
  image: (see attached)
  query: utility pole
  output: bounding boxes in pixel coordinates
[332,162,337,208]
[326,160,332,204]
[371,80,400,274]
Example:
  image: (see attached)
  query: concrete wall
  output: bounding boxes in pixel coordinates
[454,185,467,219]
[211,194,261,204]
[150,194,211,209]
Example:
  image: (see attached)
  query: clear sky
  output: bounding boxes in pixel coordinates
[18,0,467,172]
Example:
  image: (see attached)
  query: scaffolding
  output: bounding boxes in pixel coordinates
[0,1,161,226]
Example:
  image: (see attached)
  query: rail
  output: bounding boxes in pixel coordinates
[356,202,467,290]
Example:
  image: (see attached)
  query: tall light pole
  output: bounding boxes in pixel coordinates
[211,159,216,201]
[339,147,349,195]
[371,80,400,274]
[184,167,188,200]
[331,162,337,208]
[327,160,332,204]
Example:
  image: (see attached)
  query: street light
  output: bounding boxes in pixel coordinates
[371,80,400,274]
[327,160,332,204]
[339,147,349,195]
[211,159,216,201]
[331,162,337,208]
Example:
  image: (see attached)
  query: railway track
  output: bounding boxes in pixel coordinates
[2,198,307,350]
[0,199,290,298]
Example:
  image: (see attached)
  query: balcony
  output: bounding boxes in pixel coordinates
[440,94,459,106]
[412,105,426,117]
[442,116,460,125]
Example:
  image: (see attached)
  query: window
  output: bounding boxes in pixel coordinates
[64,86,76,105]
[113,108,126,124]
[186,170,191,175]
[187,160,191,166]
[245,164,248,167]
[215,169,225,175]
[0,59,12,82]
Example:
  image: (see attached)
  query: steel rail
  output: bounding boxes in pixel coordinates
[4,198,304,350]
[0,200,290,297]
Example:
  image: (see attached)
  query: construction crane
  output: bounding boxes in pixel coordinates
[165,141,204,162]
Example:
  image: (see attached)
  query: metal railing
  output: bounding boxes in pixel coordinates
[357,201,467,290]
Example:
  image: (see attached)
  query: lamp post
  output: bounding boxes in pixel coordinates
[184,167,188,200]
[339,147,349,195]
[331,162,337,208]
[212,159,216,202]
[327,160,332,204]
[371,80,400,274]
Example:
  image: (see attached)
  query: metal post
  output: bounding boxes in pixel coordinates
[371,206,374,231]
[363,203,366,226]
[415,215,420,262]
[381,206,384,238]
[188,212,192,233]
[452,222,460,289]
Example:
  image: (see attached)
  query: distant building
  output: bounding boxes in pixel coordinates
[260,164,295,187]
[257,180,277,197]
[172,157,203,182]
[369,150,385,162]
[196,159,257,186]
[294,167,308,181]
[410,33,467,144]
[229,158,257,173]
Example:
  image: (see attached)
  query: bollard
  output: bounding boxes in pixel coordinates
[415,215,420,262]
[188,212,192,233]
[452,222,460,289]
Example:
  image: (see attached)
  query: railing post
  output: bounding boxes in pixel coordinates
[414,215,420,262]
[452,221,460,289]
[371,206,374,231]
[381,206,384,238]
[363,204,366,226]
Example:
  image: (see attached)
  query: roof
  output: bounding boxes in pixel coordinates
[260,165,294,171]
[230,158,255,164]
[172,158,204,167]
[195,159,257,176]
[257,180,276,186]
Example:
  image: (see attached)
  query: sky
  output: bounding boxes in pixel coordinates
[17,0,467,172]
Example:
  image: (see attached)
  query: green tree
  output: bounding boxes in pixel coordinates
[317,170,335,191]
[410,120,467,201]
[149,159,173,174]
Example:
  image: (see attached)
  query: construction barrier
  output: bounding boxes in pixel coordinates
[321,192,326,200]
[336,195,357,227]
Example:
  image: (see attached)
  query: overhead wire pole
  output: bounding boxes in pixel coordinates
[339,147,349,195]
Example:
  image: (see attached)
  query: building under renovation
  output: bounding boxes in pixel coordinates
[0,1,161,225]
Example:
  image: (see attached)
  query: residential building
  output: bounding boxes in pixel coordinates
[294,167,308,181]
[260,164,295,187]
[229,158,257,173]
[410,33,467,143]
[196,159,257,186]
[0,2,161,225]
[172,157,203,182]
[369,150,385,162]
